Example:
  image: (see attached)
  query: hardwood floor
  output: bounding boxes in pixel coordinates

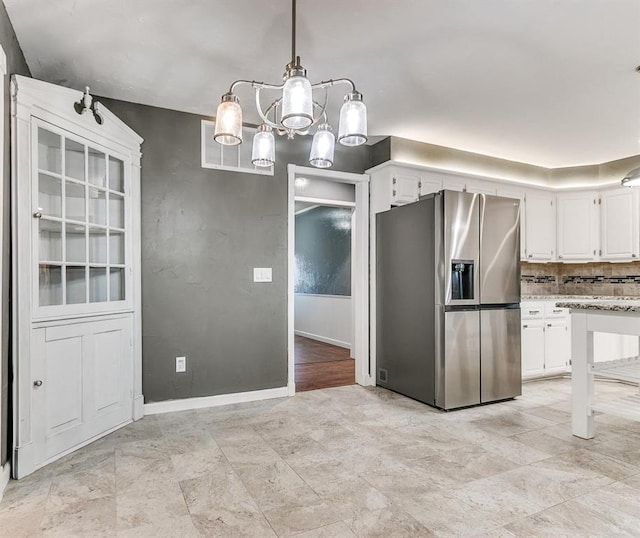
[294,335,355,392]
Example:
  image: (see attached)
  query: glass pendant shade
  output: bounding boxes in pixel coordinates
[622,166,640,187]
[338,94,367,146]
[214,95,243,146]
[309,124,335,168]
[281,76,313,130]
[251,125,275,167]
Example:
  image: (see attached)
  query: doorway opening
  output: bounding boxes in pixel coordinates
[294,194,355,391]
[287,165,371,395]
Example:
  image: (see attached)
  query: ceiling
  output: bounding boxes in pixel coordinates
[5,0,640,168]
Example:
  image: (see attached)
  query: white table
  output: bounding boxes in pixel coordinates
[557,300,640,439]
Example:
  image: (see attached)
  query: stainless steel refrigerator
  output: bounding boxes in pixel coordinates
[376,190,521,410]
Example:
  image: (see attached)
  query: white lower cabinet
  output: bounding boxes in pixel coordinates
[521,302,570,378]
[522,320,546,377]
[544,320,571,374]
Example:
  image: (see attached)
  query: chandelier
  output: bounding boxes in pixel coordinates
[213,0,368,169]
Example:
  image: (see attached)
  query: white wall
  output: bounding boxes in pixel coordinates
[294,294,352,349]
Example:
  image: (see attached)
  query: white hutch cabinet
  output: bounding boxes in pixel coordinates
[11,76,143,478]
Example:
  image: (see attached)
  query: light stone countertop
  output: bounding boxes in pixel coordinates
[522,295,640,301]
[554,300,640,313]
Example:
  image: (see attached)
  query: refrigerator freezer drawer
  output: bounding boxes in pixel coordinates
[480,308,522,402]
[439,309,481,409]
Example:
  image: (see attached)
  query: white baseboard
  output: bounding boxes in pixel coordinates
[0,462,10,502]
[294,330,351,350]
[133,395,144,420]
[143,386,289,415]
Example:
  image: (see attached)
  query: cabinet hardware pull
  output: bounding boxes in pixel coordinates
[529,310,540,314]
[33,211,42,219]
[33,380,43,387]
[547,324,552,327]
[523,324,528,329]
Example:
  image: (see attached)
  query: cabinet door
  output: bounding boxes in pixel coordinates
[600,187,640,260]
[419,175,442,196]
[497,187,526,260]
[556,192,598,261]
[522,320,545,377]
[544,321,570,373]
[467,180,497,196]
[443,177,466,192]
[391,174,420,205]
[525,193,556,260]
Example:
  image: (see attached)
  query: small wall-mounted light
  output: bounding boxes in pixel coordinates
[73,86,103,125]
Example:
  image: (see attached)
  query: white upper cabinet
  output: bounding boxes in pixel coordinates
[419,172,443,196]
[600,187,640,260]
[524,192,556,261]
[391,173,420,205]
[442,177,466,192]
[556,191,599,261]
[497,187,526,260]
[466,180,497,195]
[368,163,640,263]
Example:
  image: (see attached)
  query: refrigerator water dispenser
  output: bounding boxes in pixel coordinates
[451,260,474,300]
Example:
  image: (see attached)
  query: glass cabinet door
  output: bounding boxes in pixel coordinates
[35,124,128,312]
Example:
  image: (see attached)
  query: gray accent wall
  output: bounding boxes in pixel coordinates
[1,0,30,466]
[295,206,353,296]
[98,97,370,403]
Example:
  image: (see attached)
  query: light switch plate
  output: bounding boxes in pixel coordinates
[176,356,186,372]
[253,267,272,282]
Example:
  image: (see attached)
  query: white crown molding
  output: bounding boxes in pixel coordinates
[11,75,143,153]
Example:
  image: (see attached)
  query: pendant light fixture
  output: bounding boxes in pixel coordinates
[621,66,640,187]
[213,0,368,168]
[622,166,640,187]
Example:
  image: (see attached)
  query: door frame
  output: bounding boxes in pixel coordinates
[0,43,8,497]
[10,76,143,478]
[287,164,371,394]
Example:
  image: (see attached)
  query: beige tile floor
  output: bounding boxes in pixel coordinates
[2,378,640,537]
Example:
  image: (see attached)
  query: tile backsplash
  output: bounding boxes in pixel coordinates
[521,261,640,297]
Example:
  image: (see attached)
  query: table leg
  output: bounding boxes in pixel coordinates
[572,312,594,439]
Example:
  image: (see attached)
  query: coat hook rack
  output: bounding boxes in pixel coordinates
[73,86,103,125]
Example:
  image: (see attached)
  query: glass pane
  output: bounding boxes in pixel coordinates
[90,267,108,303]
[38,128,62,174]
[65,181,86,221]
[39,220,62,261]
[38,174,62,218]
[109,193,124,228]
[39,265,62,306]
[65,224,86,263]
[109,230,125,264]
[66,266,86,304]
[88,147,106,187]
[109,157,124,192]
[89,227,107,263]
[110,267,125,301]
[221,144,239,168]
[88,188,107,225]
[65,139,85,180]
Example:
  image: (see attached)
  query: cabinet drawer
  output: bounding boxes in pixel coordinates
[521,303,544,320]
[545,304,569,318]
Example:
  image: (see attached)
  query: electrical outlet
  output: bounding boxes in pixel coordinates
[176,356,186,373]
